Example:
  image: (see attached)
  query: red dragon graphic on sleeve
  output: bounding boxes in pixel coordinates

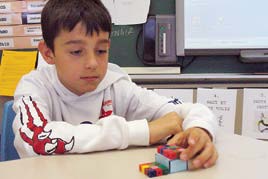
[19,97,74,155]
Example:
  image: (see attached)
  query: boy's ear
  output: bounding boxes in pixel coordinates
[38,40,55,65]
[108,39,111,49]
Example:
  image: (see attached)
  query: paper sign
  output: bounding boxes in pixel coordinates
[154,89,193,103]
[0,50,37,96]
[196,88,237,133]
[101,0,150,25]
[242,89,268,139]
[101,0,115,23]
[114,0,150,25]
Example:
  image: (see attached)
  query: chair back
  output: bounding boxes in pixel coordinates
[0,100,20,161]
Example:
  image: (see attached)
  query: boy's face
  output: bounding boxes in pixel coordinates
[40,22,110,96]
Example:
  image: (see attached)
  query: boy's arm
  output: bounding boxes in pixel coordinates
[12,96,150,158]
[114,80,217,141]
[146,102,217,145]
[167,127,218,169]
[148,112,183,144]
[165,103,218,169]
[175,102,217,141]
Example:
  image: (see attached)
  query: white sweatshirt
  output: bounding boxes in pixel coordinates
[13,63,217,158]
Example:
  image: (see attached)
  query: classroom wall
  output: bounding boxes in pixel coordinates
[1,0,268,135]
[109,0,268,73]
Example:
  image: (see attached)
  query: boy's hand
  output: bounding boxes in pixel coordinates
[148,112,183,145]
[167,127,218,170]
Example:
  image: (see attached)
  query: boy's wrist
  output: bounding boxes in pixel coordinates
[195,127,213,141]
[170,112,183,134]
[148,112,183,144]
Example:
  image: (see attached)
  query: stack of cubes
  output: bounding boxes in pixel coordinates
[139,145,188,178]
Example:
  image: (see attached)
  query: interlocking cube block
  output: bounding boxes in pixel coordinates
[157,145,184,160]
[157,145,168,154]
[139,162,169,177]
[157,164,169,175]
[139,162,155,173]
[163,149,178,160]
[147,168,157,177]
[139,145,187,177]
[155,153,187,173]
[152,167,163,176]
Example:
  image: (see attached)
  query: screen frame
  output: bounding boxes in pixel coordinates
[176,0,268,56]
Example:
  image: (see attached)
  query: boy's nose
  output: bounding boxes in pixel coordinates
[84,53,98,69]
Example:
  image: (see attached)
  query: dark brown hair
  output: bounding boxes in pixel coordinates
[41,0,112,52]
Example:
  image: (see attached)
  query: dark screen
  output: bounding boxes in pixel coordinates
[143,17,156,63]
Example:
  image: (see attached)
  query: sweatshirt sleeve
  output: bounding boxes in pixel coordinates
[112,80,218,141]
[112,79,218,142]
[174,102,218,141]
[12,96,149,158]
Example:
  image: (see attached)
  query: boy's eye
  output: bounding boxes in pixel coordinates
[70,50,82,56]
[96,49,107,55]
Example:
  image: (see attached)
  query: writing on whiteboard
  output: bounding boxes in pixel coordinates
[111,27,134,37]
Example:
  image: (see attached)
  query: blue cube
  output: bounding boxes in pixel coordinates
[155,153,187,173]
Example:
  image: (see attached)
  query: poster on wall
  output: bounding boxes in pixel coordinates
[242,88,268,139]
[196,88,237,134]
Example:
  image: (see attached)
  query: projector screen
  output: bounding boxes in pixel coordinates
[176,0,268,56]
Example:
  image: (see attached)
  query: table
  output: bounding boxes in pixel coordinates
[0,131,268,179]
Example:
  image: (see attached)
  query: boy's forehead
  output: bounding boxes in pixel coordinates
[55,28,109,45]
[60,23,88,35]
[57,22,108,38]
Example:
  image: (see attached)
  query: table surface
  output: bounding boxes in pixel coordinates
[1,131,268,179]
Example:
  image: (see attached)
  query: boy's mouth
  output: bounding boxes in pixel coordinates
[80,76,99,82]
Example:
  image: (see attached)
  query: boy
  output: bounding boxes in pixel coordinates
[13,0,218,169]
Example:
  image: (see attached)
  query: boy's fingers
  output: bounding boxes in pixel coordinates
[167,132,184,146]
[187,128,201,145]
[203,147,218,168]
[184,128,212,160]
[180,133,206,161]
[187,160,195,170]
[168,127,216,166]
[166,133,179,145]
[186,149,218,170]
[192,142,214,168]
